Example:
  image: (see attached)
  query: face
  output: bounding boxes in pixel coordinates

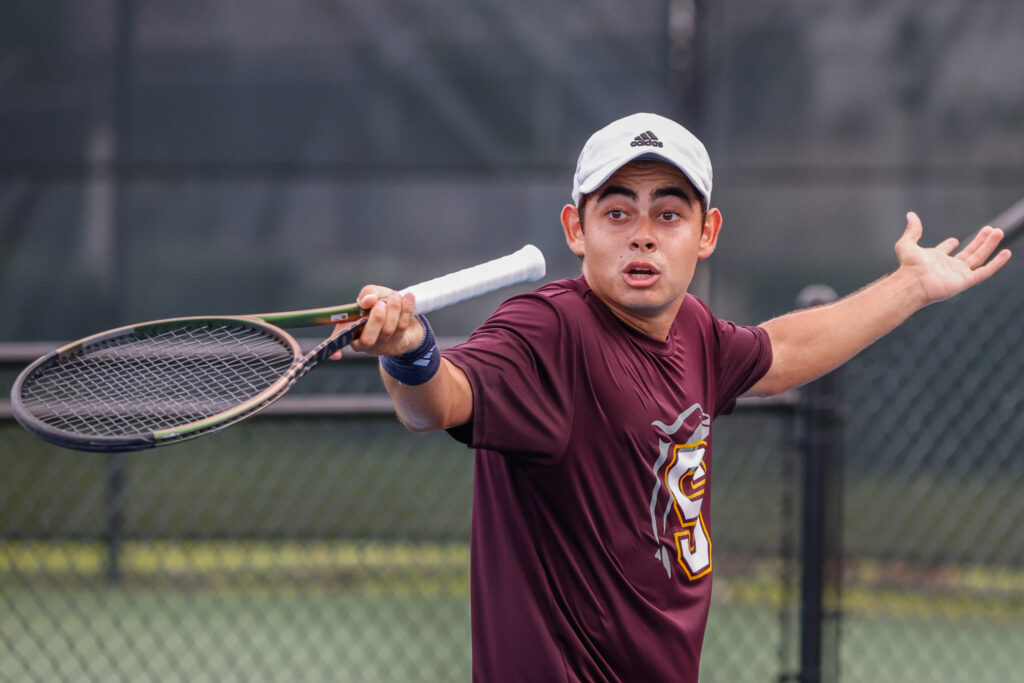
[561,161,722,339]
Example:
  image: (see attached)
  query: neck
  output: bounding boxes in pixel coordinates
[581,279,681,341]
[609,306,675,341]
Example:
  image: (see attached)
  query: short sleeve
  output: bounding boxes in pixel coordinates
[442,293,578,464]
[711,318,773,416]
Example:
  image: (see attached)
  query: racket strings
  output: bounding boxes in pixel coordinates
[19,323,296,437]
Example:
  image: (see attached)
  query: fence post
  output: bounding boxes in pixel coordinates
[104,453,126,582]
[795,285,843,683]
[100,0,137,586]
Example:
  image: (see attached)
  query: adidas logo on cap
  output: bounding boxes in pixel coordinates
[630,131,663,148]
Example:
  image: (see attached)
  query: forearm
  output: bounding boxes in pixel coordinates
[381,357,473,432]
[345,288,474,432]
[750,268,928,396]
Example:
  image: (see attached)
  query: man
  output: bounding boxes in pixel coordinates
[346,113,1010,681]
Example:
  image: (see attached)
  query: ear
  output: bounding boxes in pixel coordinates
[698,208,722,259]
[561,204,586,258]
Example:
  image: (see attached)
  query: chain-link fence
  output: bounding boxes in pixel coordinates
[5,273,1024,682]
[837,251,1024,683]
[0,417,475,681]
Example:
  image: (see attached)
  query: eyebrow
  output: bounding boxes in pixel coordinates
[596,185,637,202]
[596,185,694,203]
[652,187,694,202]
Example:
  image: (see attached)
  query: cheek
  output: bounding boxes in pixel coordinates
[579,240,616,277]
[587,238,621,268]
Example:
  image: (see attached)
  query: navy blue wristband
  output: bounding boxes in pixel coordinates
[380,315,441,386]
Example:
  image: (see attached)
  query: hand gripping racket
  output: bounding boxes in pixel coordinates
[11,244,546,452]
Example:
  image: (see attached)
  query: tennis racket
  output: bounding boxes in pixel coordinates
[11,244,546,452]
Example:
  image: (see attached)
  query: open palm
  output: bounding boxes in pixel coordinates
[895,211,1012,305]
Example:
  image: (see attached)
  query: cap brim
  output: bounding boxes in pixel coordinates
[577,151,706,203]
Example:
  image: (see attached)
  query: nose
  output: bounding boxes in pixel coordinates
[630,217,656,251]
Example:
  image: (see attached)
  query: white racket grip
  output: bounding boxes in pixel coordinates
[402,244,546,315]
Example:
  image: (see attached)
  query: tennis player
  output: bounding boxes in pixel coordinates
[350,112,1011,681]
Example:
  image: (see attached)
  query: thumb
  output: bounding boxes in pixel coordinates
[902,211,923,244]
[895,211,924,261]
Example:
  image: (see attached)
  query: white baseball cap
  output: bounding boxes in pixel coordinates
[571,112,712,206]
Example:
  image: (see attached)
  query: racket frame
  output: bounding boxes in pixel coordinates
[9,315,352,452]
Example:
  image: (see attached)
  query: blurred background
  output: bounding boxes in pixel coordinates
[1,1,1022,681]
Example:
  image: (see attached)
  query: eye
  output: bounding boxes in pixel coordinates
[608,209,627,221]
[660,210,681,221]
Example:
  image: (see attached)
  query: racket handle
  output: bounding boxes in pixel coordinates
[402,244,546,315]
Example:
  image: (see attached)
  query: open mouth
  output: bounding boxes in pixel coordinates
[626,264,659,280]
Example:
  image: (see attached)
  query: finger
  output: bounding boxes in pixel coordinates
[966,248,1012,285]
[934,237,959,255]
[956,226,990,261]
[902,211,923,244]
[396,292,417,332]
[962,249,1011,290]
[357,285,393,310]
[960,226,1005,268]
[357,289,378,310]
[380,291,405,338]
[352,298,389,351]
[895,212,924,261]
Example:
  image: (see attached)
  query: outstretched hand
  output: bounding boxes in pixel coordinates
[747,211,1011,398]
[895,211,1012,305]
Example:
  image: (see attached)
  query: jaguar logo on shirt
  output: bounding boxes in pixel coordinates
[649,404,712,581]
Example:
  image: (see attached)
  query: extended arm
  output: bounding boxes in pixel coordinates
[342,289,473,432]
[746,212,1011,396]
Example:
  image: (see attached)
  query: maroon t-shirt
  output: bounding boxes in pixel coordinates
[444,276,772,682]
